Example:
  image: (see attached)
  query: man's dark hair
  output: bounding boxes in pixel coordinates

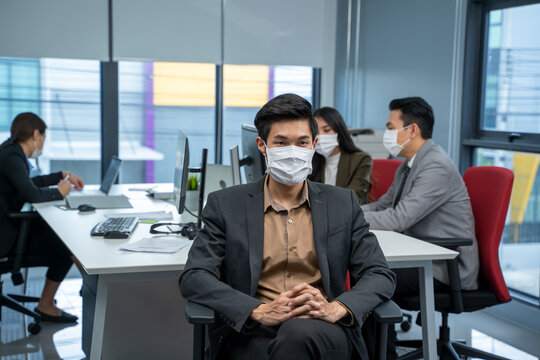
[254,93,318,142]
[389,97,434,139]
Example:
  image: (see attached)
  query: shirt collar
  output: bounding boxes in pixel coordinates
[263,174,310,212]
[408,154,417,168]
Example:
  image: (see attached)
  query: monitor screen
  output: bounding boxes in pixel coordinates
[229,145,242,186]
[173,130,190,214]
[241,124,266,183]
[100,156,122,195]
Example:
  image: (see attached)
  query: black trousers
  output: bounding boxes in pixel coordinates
[224,318,354,360]
[9,218,73,283]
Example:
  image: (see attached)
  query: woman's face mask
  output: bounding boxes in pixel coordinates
[264,143,315,186]
[315,134,339,158]
[30,132,44,159]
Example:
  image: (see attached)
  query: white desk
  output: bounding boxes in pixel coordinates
[374,230,458,360]
[34,185,457,360]
[33,184,192,360]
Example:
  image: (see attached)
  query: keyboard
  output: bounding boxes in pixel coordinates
[91,217,139,238]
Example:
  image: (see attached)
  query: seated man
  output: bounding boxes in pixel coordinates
[180,93,395,360]
[361,96,479,297]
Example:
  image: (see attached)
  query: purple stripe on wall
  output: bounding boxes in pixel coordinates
[268,66,275,100]
[144,62,155,183]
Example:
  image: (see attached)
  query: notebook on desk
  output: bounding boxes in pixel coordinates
[65,156,133,209]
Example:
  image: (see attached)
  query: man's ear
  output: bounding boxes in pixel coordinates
[256,136,266,157]
[312,136,319,148]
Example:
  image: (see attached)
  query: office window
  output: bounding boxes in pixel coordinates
[222,65,313,165]
[0,57,101,183]
[118,61,215,183]
[481,4,540,133]
[474,148,540,301]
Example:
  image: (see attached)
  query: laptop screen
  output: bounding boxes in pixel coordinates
[100,156,122,195]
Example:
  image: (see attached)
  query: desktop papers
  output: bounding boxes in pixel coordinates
[119,236,191,254]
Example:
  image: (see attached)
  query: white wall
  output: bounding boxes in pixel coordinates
[335,0,467,163]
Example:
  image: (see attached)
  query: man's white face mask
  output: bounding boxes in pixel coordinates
[315,134,339,158]
[265,143,315,186]
[383,125,411,157]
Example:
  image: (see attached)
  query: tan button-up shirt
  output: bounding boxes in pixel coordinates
[255,176,326,303]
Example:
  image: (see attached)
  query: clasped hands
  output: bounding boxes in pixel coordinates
[250,282,348,326]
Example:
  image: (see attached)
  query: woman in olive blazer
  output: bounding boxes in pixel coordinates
[309,107,372,204]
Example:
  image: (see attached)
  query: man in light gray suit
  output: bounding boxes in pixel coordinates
[180,94,395,360]
[361,97,479,295]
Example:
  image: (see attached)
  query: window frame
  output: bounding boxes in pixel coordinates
[461,0,540,172]
[461,0,540,307]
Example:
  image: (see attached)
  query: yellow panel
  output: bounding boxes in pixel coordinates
[224,65,269,107]
[510,153,540,224]
[153,63,215,107]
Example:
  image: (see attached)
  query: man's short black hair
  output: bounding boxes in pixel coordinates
[389,97,434,139]
[254,93,318,142]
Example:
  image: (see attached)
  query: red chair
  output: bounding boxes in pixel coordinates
[396,166,514,360]
[369,159,402,202]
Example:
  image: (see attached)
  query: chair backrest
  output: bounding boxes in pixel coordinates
[463,166,514,302]
[369,159,402,202]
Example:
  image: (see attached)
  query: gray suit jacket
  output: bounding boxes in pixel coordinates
[180,178,396,359]
[361,139,479,290]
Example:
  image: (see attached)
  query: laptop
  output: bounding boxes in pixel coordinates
[65,156,133,209]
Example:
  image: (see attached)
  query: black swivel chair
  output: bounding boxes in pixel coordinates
[185,299,403,360]
[0,211,43,334]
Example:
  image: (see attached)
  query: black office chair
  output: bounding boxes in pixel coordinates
[185,299,403,360]
[0,211,43,334]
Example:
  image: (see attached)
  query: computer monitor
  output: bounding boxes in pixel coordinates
[229,145,242,186]
[241,124,266,183]
[173,130,190,214]
[100,156,122,195]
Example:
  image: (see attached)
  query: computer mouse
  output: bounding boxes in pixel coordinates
[103,231,129,239]
[78,204,96,212]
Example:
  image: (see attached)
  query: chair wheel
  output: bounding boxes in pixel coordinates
[28,322,41,334]
[400,320,411,332]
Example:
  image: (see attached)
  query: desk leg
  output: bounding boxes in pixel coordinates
[419,262,437,360]
[89,275,108,360]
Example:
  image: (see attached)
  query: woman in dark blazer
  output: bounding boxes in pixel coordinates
[0,112,85,323]
[309,107,372,204]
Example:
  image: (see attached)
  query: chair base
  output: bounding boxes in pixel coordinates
[396,313,510,360]
[0,281,42,334]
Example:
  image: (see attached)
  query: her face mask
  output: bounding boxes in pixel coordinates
[383,125,411,157]
[30,136,43,159]
[315,134,339,158]
[265,144,315,186]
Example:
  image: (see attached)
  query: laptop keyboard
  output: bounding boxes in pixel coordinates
[91,217,139,237]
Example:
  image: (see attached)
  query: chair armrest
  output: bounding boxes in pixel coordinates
[419,237,472,249]
[185,301,215,325]
[373,300,403,324]
[8,211,39,220]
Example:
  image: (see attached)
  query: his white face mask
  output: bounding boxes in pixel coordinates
[315,134,339,158]
[383,125,411,157]
[264,143,315,186]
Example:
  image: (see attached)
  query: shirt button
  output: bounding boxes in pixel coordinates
[288,218,293,224]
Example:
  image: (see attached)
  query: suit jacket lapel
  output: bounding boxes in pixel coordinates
[308,181,331,293]
[247,181,265,296]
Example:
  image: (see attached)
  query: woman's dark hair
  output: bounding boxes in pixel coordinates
[0,112,47,149]
[309,107,362,182]
[254,93,317,142]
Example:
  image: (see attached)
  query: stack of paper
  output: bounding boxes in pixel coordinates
[119,236,191,254]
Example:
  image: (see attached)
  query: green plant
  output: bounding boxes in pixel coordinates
[187,174,199,191]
